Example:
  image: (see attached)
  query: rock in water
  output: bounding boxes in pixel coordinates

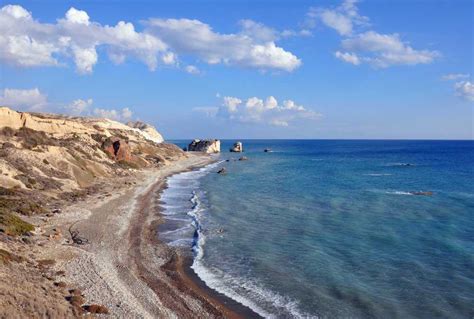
[238,156,248,161]
[217,168,227,175]
[230,141,243,152]
[187,139,221,153]
[264,148,272,153]
[410,191,433,196]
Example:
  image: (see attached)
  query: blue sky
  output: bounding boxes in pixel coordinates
[0,0,472,139]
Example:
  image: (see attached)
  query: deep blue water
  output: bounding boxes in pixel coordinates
[161,140,474,318]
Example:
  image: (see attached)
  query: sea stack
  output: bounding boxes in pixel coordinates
[187,139,221,153]
[230,141,243,152]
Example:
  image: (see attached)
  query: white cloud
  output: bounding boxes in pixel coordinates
[340,31,439,68]
[441,73,470,81]
[308,0,368,36]
[222,96,242,113]
[93,107,133,121]
[144,18,301,72]
[334,51,360,65]
[0,4,301,74]
[185,65,200,74]
[68,98,93,114]
[310,1,439,68]
[121,107,133,120]
[0,88,48,110]
[454,81,474,102]
[0,5,172,73]
[217,95,320,126]
[65,7,90,25]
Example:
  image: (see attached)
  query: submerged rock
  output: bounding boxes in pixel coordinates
[410,191,433,196]
[230,141,243,152]
[217,168,227,175]
[187,139,220,153]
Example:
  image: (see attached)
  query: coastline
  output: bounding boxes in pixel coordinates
[59,152,259,318]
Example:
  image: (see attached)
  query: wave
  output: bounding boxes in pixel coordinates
[364,173,392,176]
[162,160,312,318]
[385,191,413,196]
[189,194,311,318]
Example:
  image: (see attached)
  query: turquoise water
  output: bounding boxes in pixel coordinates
[161,140,474,318]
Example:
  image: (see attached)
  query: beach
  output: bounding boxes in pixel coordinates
[27,153,254,318]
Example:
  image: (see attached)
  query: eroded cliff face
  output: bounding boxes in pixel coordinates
[0,107,189,317]
[187,139,221,153]
[0,107,183,193]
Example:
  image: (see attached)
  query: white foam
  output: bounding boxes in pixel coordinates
[386,191,413,195]
[162,159,314,318]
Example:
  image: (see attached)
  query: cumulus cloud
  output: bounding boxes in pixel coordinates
[308,0,439,68]
[93,107,133,121]
[441,73,473,101]
[0,4,301,74]
[216,95,320,126]
[0,88,48,110]
[0,5,173,73]
[454,81,474,102]
[68,98,93,114]
[144,18,301,72]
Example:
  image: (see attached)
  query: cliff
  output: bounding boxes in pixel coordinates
[187,139,221,153]
[0,106,184,193]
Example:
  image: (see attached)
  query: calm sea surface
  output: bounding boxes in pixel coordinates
[160,140,474,318]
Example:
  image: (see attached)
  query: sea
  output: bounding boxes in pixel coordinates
[159,140,474,319]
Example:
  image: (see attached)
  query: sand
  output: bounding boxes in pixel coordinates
[35,153,255,318]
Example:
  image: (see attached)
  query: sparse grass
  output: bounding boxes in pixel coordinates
[0,209,35,236]
[0,196,47,216]
[0,248,24,264]
[117,160,140,170]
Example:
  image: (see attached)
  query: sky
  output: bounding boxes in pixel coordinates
[0,0,472,139]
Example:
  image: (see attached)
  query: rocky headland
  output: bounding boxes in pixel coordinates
[0,107,239,318]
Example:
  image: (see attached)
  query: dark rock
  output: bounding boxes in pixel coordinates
[187,139,220,153]
[230,141,243,152]
[410,191,433,196]
[83,304,109,314]
[238,156,248,161]
[217,168,227,175]
[264,148,272,152]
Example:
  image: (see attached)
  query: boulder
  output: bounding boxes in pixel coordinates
[187,139,220,153]
[230,141,243,152]
[102,137,132,162]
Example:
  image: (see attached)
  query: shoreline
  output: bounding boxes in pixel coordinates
[60,153,260,318]
[154,164,263,319]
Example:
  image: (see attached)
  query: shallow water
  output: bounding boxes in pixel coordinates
[161,140,474,318]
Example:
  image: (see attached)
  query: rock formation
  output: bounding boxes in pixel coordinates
[126,121,164,144]
[187,139,220,153]
[0,106,184,191]
[230,141,243,152]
